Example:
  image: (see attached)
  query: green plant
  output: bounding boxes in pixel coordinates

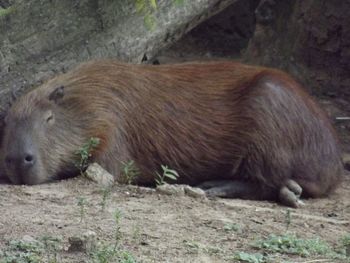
[253,234,336,258]
[155,165,179,186]
[202,245,224,255]
[0,239,42,263]
[113,209,123,249]
[75,137,100,175]
[233,252,266,263]
[0,6,14,18]
[99,187,112,212]
[285,209,292,230]
[0,236,62,263]
[41,236,62,263]
[183,240,201,253]
[223,223,241,232]
[120,160,140,184]
[340,234,350,257]
[89,209,137,263]
[132,225,142,243]
[183,240,224,257]
[77,197,88,223]
[90,244,136,263]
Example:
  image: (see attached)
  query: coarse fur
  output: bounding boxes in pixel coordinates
[1,60,344,206]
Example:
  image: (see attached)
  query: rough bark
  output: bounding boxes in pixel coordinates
[0,0,238,111]
[243,0,350,98]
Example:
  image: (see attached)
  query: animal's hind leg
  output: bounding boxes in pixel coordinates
[198,180,236,190]
[199,180,276,200]
[200,179,304,207]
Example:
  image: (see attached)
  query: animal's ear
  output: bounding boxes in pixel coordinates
[48,86,64,103]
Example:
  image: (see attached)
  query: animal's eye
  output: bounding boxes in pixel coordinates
[45,110,54,124]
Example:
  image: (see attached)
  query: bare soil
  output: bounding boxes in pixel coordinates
[0,174,349,262]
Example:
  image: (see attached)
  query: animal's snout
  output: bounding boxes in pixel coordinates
[5,152,36,170]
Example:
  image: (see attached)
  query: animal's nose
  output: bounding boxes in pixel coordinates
[23,154,35,167]
[5,153,36,169]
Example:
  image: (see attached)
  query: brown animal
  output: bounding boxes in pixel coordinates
[1,60,344,207]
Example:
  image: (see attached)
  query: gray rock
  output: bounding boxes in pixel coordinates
[68,230,97,253]
[85,163,115,187]
[156,184,185,196]
[21,235,37,244]
[184,185,206,198]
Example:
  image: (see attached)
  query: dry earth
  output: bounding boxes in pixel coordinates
[0,174,349,263]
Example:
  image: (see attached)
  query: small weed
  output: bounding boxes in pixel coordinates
[77,197,88,223]
[182,240,224,255]
[233,252,266,263]
[132,225,142,243]
[90,243,117,263]
[253,234,339,258]
[99,187,112,212]
[0,236,62,263]
[41,235,62,263]
[223,222,241,233]
[89,209,137,263]
[183,240,200,253]
[0,239,42,263]
[113,209,123,249]
[90,244,136,263]
[340,234,350,257]
[8,239,42,253]
[183,240,223,256]
[155,165,179,186]
[284,209,292,230]
[0,6,14,18]
[235,233,350,262]
[75,137,100,175]
[203,245,224,255]
[120,160,140,185]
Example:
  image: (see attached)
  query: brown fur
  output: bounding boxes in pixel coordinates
[1,60,344,205]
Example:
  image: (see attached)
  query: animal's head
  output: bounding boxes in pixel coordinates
[1,85,86,184]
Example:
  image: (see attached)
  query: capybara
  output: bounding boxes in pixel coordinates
[1,60,344,207]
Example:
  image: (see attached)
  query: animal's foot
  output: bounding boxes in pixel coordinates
[279,179,304,208]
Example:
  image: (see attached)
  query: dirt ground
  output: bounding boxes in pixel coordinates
[0,173,349,262]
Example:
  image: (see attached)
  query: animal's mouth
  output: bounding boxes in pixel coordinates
[6,166,43,185]
[7,172,25,185]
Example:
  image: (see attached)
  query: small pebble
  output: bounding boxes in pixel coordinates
[68,230,97,253]
[184,185,206,198]
[85,163,114,187]
[156,184,185,196]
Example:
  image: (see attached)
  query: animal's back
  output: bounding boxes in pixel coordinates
[39,61,265,184]
[58,60,343,194]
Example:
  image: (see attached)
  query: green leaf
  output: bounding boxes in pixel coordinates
[149,0,157,9]
[173,0,184,5]
[144,14,156,30]
[234,252,265,263]
[135,0,146,13]
[163,173,178,181]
